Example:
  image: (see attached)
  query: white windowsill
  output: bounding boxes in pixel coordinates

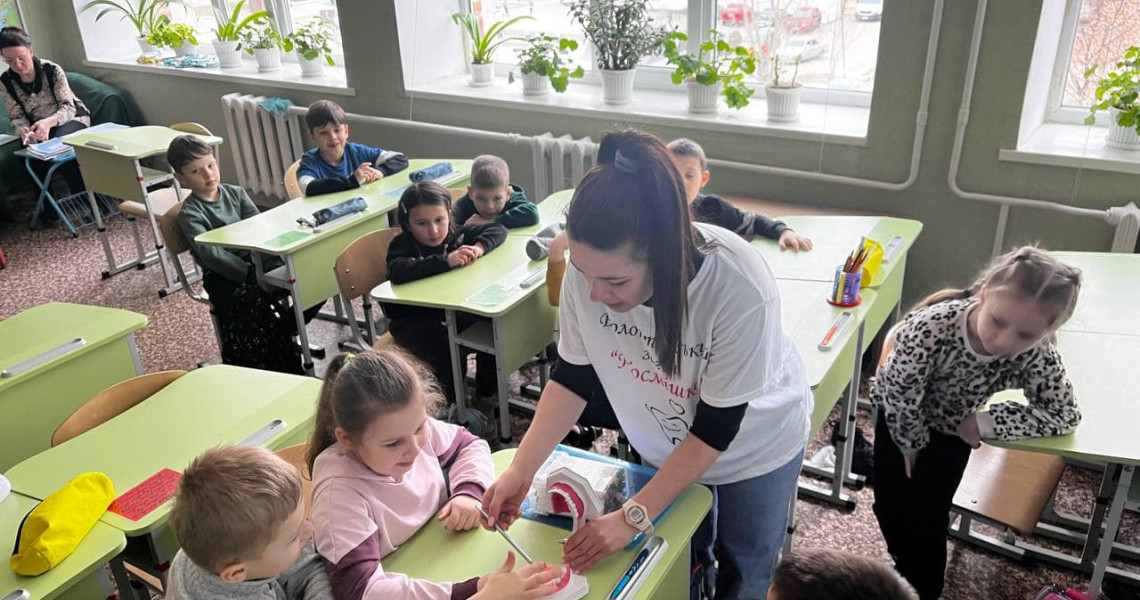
[82,56,355,96]
[408,74,869,146]
[1000,122,1140,175]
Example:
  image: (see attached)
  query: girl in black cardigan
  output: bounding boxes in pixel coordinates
[383,182,507,419]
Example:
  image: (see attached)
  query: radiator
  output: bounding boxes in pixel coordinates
[1108,202,1140,253]
[220,93,306,201]
[530,133,598,201]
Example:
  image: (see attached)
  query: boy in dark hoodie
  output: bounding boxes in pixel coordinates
[453,154,538,229]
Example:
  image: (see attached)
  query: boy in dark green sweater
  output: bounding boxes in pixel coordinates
[453,154,538,229]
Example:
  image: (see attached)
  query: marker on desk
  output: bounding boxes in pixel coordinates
[883,235,904,261]
[520,270,545,289]
[241,419,286,446]
[818,311,853,352]
[609,536,667,600]
[2,590,31,600]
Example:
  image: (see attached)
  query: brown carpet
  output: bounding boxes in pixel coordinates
[2,204,1138,600]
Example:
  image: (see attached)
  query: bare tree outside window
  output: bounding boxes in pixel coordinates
[1064,0,1140,108]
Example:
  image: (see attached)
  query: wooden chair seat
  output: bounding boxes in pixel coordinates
[119,186,187,219]
[53,370,187,446]
[952,444,1065,534]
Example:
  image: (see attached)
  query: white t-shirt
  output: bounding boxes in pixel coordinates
[558,223,812,485]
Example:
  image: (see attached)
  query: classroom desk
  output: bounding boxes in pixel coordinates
[0,303,147,472]
[0,491,127,600]
[778,280,878,511]
[384,449,713,600]
[507,188,573,238]
[196,159,472,375]
[64,126,224,293]
[372,237,556,441]
[1049,251,1140,337]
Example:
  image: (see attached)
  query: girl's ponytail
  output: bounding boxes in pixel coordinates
[306,353,352,473]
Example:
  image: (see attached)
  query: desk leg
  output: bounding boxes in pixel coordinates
[133,160,181,296]
[128,332,143,375]
[493,316,511,443]
[445,310,469,418]
[284,255,316,376]
[1090,464,1133,596]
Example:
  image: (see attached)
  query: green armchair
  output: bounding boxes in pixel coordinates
[0,71,144,198]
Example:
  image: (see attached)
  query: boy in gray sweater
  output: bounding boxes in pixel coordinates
[166,445,331,600]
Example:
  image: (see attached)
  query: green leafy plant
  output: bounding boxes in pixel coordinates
[770,54,801,88]
[287,17,336,66]
[664,30,757,109]
[213,0,270,43]
[451,12,534,64]
[240,22,292,55]
[146,21,197,49]
[569,0,669,71]
[80,0,183,37]
[1084,46,1140,134]
[514,35,584,93]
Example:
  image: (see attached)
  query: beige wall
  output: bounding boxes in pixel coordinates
[24,0,1137,303]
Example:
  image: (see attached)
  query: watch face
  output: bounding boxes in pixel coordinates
[629,506,646,522]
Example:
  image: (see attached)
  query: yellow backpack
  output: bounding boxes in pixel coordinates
[10,472,114,576]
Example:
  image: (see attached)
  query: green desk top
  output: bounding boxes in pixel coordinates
[1050,252,1140,337]
[508,189,573,238]
[196,159,472,256]
[992,330,1140,465]
[372,237,547,318]
[3,365,321,535]
[752,216,922,288]
[63,125,223,159]
[778,279,877,390]
[0,303,147,394]
[0,491,126,599]
[384,449,712,600]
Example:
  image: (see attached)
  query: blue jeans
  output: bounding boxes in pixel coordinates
[691,450,804,600]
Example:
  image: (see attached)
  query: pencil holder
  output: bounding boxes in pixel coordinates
[829,266,862,307]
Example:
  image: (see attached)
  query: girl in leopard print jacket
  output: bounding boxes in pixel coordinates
[869,246,1082,600]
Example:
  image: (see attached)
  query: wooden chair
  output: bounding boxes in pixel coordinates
[876,332,1066,540]
[160,203,224,357]
[334,228,402,348]
[285,160,303,199]
[274,443,314,519]
[52,370,186,446]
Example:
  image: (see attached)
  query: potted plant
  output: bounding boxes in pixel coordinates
[212,0,270,68]
[569,0,669,105]
[766,54,802,122]
[513,34,585,97]
[287,17,337,77]
[1085,46,1140,151]
[451,12,533,87]
[240,22,292,72]
[80,0,182,54]
[148,21,198,56]
[664,30,757,114]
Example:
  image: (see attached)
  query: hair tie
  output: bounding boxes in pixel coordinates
[614,149,641,174]
[345,353,355,362]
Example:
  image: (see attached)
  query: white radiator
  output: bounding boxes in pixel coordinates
[530,133,598,201]
[220,93,306,201]
[1108,202,1140,253]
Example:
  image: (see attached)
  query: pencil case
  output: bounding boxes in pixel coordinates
[857,238,884,288]
[408,161,453,182]
[10,472,115,576]
[311,196,367,225]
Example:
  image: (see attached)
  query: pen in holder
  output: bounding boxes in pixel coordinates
[829,265,862,307]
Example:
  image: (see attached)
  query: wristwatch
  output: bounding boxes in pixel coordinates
[622,499,654,535]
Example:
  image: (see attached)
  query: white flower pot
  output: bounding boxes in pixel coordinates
[521,71,549,97]
[687,81,720,114]
[136,36,157,54]
[298,54,325,78]
[766,84,803,122]
[173,41,195,57]
[601,69,636,105]
[1106,107,1140,151]
[469,62,495,87]
[213,40,243,68]
[253,48,282,72]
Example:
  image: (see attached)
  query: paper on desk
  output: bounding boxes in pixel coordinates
[464,264,540,307]
[265,230,312,249]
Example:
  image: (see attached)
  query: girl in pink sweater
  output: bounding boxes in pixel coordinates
[307,349,559,600]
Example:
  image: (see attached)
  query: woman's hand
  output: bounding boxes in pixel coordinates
[475,553,561,600]
[28,119,53,143]
[437,495,482,532]
[562,511,638,573]
[481,466,533,530]
[778,230,813,252]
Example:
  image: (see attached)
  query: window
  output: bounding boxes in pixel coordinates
[1048,0,1140,124]
[73,0,344,67]
[436,0,880,98]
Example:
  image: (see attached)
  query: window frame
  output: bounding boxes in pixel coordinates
[464,0,875,108]
[166,0,346,66]
[1043,0,1119,127]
